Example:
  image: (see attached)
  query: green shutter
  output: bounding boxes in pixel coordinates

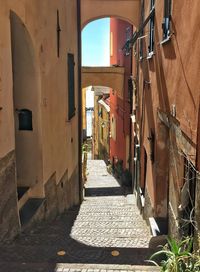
[68,53,75,120]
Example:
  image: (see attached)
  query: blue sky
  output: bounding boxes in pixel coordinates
[82,18,110,66]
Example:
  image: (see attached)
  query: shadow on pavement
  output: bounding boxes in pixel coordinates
[0,205,156,271]
[84,186,132,197]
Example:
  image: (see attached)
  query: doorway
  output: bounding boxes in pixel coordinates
[10,12,43,199]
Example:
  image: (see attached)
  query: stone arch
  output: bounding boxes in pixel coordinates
[10,11,44,197]
[81,0,140,29]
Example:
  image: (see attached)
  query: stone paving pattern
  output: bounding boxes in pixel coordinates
[0,160,158,272]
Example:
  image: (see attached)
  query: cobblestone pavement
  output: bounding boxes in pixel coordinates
[0,160,158,272]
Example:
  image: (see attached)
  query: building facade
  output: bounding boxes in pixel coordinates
[128,0,200,244]
[110,18,133,174]
[1,0,200,249]
[0,0,81,241]
[92,86,110,161]
[98,96,110,163]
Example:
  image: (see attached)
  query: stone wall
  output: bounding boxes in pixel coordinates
[0,151,20,241]
[44,166,80,221]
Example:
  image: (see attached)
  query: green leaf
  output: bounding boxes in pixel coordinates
[150,250,174,260]
[145,259,160,267]
[168,237,179,255]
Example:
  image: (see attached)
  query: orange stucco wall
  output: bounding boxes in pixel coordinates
[133,0,200,219]
[0,0,79,195]
[110,18,132,170]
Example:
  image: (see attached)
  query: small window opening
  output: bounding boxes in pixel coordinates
[18,109,33,131]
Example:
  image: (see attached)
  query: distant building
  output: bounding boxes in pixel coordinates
[110,18,132,173]
[92,86,110,160]
[98,97,110,163]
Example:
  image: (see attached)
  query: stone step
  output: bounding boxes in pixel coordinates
[17,186,29,200]
[75,216,143,222]
[71,228,150,238]
[72,222,148,229]
[17,186,30,209]
[19,198,45,227]
[70,237,151,248]
[55,263,159,272]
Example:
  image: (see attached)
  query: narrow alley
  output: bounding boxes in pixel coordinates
[0,160,157,272]
[1,1,200,272]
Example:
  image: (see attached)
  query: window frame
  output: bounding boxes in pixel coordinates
[162,0,172,42]
[67,53,76,120]
[148,0,155,57]
[139,0,145,60]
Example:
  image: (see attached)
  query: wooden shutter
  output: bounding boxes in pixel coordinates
[68,53,75,120]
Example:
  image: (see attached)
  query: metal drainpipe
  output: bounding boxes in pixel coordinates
[77,0,83,203]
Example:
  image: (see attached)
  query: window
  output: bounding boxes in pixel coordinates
[101,125,104,140]
[99,108,103,118]
[148,0,155,55]
[126,27,132,42]
[139,0,145,59]
[68,53,75,120]
[18,109,33,131]
[111,114,116,141]
[162,0,171,40]
[110,32,113,57]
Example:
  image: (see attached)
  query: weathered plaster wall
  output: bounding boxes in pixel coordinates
[0,0,80,240]
[134,0,200,227]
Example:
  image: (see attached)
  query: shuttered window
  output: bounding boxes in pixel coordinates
[68,53,75,120]
[162,0,171,40]
[139,0,145,59]
[148,0,155,54]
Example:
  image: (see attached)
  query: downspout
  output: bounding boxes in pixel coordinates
[77,0,83,203]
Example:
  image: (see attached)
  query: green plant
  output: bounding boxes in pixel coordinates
[149,237,200,272]
[82,143,88,152]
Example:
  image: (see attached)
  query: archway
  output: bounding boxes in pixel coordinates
[81,0,140,29]
[10,11,43,201]
[81,15,133,170]
[82,66,125,94]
